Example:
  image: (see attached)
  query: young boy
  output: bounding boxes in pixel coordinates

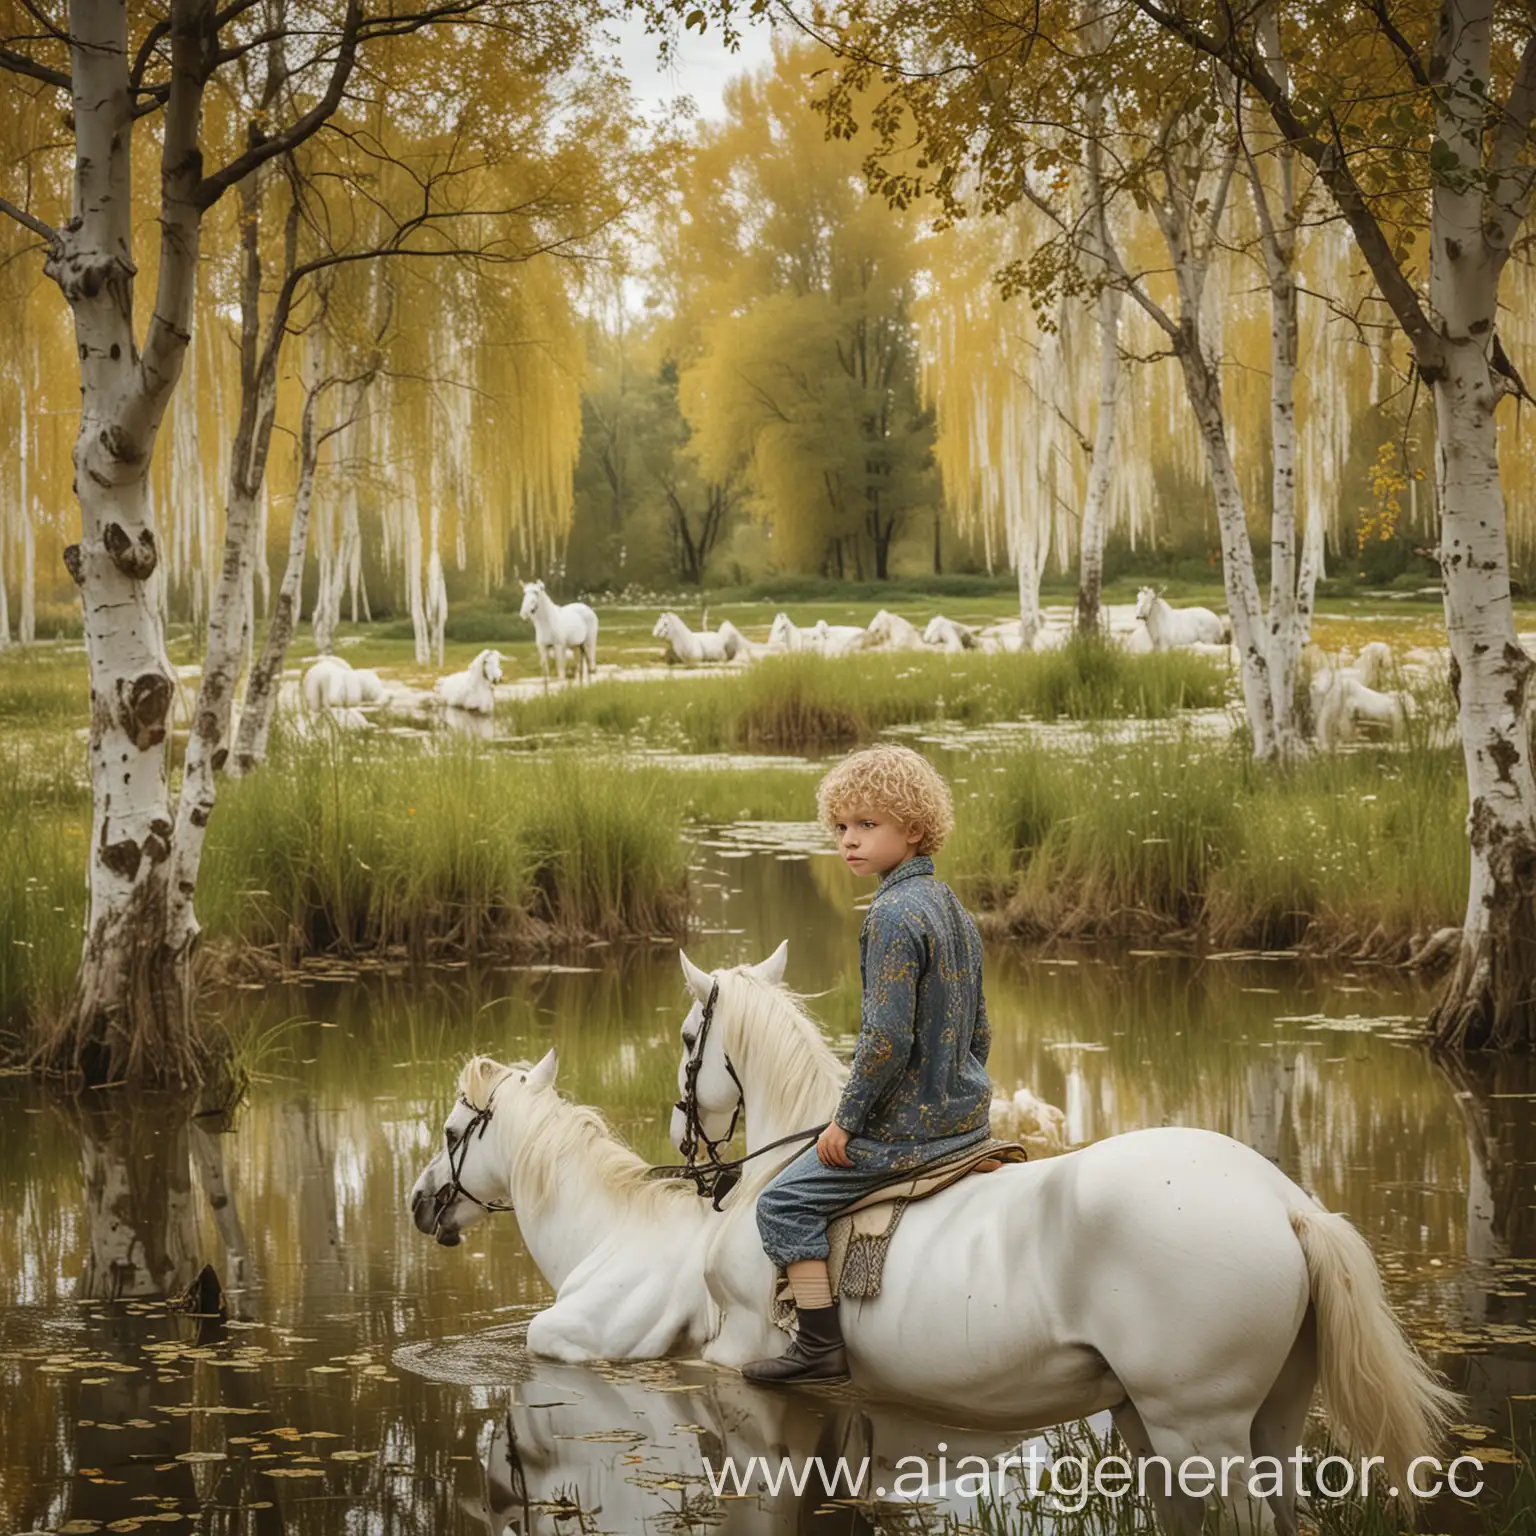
[744,743,993,1385]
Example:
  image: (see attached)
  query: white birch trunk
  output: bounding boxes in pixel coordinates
[20,508,35,645]
[47,0,206,1083]
[235,379,324,773]
[1016,513,1047,645]
[0,516,10,649]
[1076,280,1122,636]
[1425,0,1536,1049]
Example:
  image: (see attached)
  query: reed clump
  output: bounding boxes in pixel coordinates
[953,735,1468,953]
[199,734,691,962]
[506,644,1226,751]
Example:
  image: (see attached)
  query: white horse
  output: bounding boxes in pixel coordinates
[302,655,387,710]
[865,610,928,651]
[653,611,739,664]
[1134,588,1228,649]
[665,946,1459,1534]
[923,615,979,653]
[1314,672,1416,748]
[434,648,503,714]
[767,614,865,656]
[520,580,598,687]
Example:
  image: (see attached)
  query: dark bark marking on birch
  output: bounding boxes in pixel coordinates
[99,425,143,465]
[104,523,157,579]
[101,838,143,882]
[63,545,84,586]
[210,747,227,773]
[190,806,209,828]
[1490,738,1521,784]
[121,673,173,749]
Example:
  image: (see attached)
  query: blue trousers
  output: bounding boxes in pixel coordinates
[755,1126,990,1266]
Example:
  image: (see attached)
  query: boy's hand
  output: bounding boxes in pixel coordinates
[817,1123,854,1168]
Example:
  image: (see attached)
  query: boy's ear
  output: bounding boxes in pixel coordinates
[747,940,789,987]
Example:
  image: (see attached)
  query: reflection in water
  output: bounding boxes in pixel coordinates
[0,841,1528,1531]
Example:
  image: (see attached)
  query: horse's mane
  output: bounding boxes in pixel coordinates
[456,1056,697,1221]
[711,969,847,1138]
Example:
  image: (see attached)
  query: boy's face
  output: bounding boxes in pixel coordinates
[831,802,923,877]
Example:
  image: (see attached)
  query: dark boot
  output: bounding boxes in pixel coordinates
[742,1304,850,1385]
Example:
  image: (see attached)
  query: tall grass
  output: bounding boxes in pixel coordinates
[506,645,1227,752]
[952,735,1468,951]
[200,734,691,959]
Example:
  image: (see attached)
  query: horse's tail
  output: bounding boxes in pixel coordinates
[1290,1207,1461,1503]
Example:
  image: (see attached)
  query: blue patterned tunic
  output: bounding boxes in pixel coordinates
[754,854,993,1266]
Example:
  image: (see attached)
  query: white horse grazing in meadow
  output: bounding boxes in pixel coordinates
[435,648,503,714]
[520,580,598,687]
[767,613,865,656]
[653,611,740,664]
[1134,587,1228,649]
[865,609,928,651]
[666,946,1459,1535]
[923,615,979,653]
[303,655,387,710]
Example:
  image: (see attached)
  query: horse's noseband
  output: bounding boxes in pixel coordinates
[439,1083,515,1220]
[671,980,746,1208]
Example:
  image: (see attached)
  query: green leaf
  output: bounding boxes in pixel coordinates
[684,8,706,31]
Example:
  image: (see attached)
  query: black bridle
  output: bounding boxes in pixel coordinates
[653,977,826,1210]
[432,1081,515,1227]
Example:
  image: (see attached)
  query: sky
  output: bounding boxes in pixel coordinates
[605,9,779,123]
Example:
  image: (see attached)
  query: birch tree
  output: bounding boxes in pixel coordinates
[0,0,607,1082]
[1126,0,1536,1046]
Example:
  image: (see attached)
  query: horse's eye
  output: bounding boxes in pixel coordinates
[445,1128,459,1149]
[682,1032,696,1051]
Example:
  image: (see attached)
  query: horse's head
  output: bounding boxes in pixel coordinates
[519,582,543,622]
[652,613,673,640]
[1134,586,1156,621]
[867,610,893,643]
[922,616,947,645]
[670,943,789,1153]
[768,613,793,647]
[477,649,504,685]
[410,1049,557,1246]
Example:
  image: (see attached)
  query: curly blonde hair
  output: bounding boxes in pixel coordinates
[816,744,955,856]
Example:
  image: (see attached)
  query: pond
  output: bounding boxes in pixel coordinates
[1,830,1532,1534]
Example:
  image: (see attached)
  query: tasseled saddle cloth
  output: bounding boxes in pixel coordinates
[770,1137,1029,1333]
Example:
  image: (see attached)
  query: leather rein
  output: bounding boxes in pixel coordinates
[649,977,826,1210]
[436,978,825,1222]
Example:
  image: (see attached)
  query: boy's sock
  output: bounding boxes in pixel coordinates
[786,1259,834,1310]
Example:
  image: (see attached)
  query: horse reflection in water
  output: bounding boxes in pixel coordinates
[466,1363,1050,1535]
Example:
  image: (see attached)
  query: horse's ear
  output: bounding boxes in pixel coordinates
[679,949,714,1003]
[523,1048,557,1091]
[747,939,789,987]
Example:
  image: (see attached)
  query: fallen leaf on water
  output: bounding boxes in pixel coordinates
[175,1451,228,1463]
[330,1451,376,1462]
[262,1467,325,1479]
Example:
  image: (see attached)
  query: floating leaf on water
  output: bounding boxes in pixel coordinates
[308,1365,346,1374]
[105,1521,142,1532]
[304,1431,343,1440]
[124,1419,157,1429]
[58,1521,103,1533]
[262,1467,325,1478]
[175,1451,228,1463]
[330,1450,377,1462]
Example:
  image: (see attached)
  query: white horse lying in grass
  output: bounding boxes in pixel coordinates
[665,946,1459,1534]
[1314,672,1416,748]
[923,615,979,652]
[1134,587,1229,649]
[520,579,598,687]
[435,648,503,714]
[303,654,387,710]
[865,609,928,651]
[767,613,866,656]
[653,611,744,664]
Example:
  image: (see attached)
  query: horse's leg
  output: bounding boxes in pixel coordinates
[1110,1399,1204,1535]
[553,642,567,685]
[1127,1408,1276,1535]
[1247,1307,1318,1536]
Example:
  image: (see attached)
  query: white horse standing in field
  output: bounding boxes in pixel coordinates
[665,946,1460,1535]
[1134,587,1229,649]
[434,648,503,714]
[520,580,598,687]
[865,610,928,651]
[653,611,740,664]
[303,654,387,710]
[1310,643,1414,748]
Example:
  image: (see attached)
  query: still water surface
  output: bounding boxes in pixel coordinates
[1,831,1533,1533]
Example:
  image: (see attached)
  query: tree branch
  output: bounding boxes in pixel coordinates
[0,194,59,244]
[0,43,71,91]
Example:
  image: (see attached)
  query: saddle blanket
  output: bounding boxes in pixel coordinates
[770,1136,1028,1332]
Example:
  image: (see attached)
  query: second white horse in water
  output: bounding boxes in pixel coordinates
[653,611,748,664]
[435,648,503,714]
